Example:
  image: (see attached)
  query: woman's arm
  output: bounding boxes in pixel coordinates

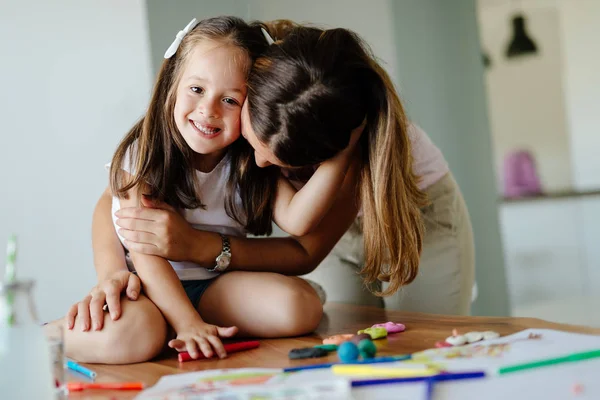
[115,156,362,276]
[92,187,128,280]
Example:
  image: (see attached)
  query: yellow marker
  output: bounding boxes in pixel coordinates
[331,364,439,378]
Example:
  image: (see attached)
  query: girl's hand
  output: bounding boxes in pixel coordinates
[169,322,238,359]
[66,271,140,331]
[115,197,196,261]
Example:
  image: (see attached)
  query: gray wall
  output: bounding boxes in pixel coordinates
[0,0,153,321]
[146,0,248,74]
[391,0,509,316]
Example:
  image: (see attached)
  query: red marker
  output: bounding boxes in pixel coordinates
[178,340,260,362]
[66,382,145,391]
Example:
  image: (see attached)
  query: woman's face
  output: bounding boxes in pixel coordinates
[241,101,287,168]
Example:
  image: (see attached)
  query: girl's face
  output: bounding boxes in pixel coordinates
[240,101,287,168]
[174,40,248,170]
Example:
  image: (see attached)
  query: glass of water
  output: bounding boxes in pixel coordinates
[45,322,67,399]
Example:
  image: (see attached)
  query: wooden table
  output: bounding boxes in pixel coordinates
[67,303,600,399]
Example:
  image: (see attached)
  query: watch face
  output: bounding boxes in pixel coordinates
[216,254,231,268]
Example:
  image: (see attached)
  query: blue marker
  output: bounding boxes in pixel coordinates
[66,360,97,380]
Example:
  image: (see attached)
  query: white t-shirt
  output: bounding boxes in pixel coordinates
[108,147,245,281]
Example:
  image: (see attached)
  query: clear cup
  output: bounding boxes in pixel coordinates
[44,323,67,399]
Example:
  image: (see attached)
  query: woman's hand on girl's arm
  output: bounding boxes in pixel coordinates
[271,120,365,237]
[115,196,198,261]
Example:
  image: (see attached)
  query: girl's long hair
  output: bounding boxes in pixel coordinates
[248,20,428,295]
[110,16,278,235]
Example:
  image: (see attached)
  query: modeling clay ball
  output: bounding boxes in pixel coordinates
[350,333,371,345]
[357,327,387,340]
[313,344,338,352]
[288,347,328,360]
[357,339,377,359]
[323,334,354,345]
[338,341,360,362]
[372,321,406,333]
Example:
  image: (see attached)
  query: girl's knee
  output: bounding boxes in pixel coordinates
[276,278,323,336]
[65,297,168,364]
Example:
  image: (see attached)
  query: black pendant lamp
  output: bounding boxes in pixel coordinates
[506,14,538,58]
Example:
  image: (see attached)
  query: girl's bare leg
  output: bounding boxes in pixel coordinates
[62,295,168,364]
[198,271,323,337]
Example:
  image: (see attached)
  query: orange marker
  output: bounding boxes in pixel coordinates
[66,382,145,391]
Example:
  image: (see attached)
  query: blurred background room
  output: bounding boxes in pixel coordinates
[0,0,598,326]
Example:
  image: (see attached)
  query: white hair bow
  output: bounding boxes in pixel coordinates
[261,27,275,45]
[164,18,199,59]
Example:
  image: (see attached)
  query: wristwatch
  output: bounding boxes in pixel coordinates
[208,234,231,272]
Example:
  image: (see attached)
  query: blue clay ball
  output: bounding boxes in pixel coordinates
[357,339,377,359]
[338,341,360,363]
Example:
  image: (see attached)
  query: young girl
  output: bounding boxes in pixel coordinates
[64,17,358,364]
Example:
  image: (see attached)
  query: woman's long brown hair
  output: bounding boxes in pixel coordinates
[110,16,278,235]
[248,20,428,295]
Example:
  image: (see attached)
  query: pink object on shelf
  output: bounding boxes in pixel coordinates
[503,150,543,198]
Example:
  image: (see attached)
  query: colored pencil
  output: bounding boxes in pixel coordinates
[66,382,144,391]
[498,349,600,375]
[283,355,411,373]
[425,378,435,400]
[351,371,486,388]
[178,340,260,362]
[65,360,97,380]
[332,364,439,378]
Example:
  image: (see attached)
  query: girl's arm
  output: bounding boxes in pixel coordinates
[272,121,365,236]
[116,154,362,276]
[117,181,237,359]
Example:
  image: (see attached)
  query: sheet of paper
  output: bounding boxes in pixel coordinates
[134,368,352,400]
[435,358,600,400]
[413,328,600,373]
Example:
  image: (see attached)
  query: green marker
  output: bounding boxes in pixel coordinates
[498,349,600,375]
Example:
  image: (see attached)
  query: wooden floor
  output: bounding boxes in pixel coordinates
[67,302,600,399]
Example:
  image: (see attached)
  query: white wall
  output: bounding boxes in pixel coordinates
[477,0,572,193]
[0,0,153,321]
[559,0,600,191]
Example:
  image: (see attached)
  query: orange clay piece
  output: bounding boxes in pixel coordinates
[323,334,354,345]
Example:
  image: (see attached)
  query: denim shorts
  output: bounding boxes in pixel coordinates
[181,278,217,307]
